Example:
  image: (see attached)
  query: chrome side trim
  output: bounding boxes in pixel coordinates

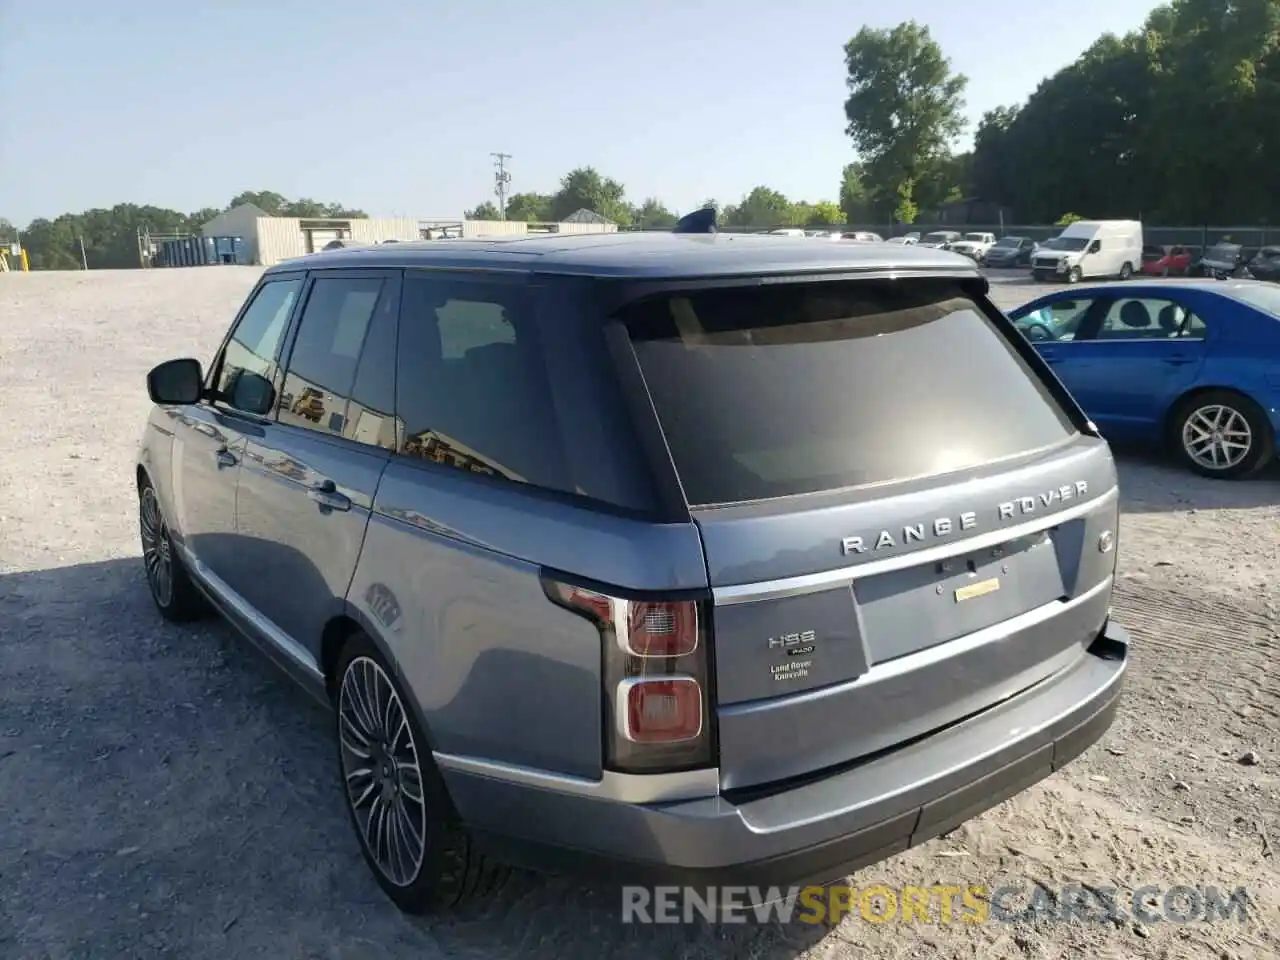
[176,543,324,683]
[432,753,720,803]
[714,486,1118,605]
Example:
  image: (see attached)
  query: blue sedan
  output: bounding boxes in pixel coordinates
[1008,281,1280,479]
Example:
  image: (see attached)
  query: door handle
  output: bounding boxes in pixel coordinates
[1163,355,1195,365]
[215,447,238,469]
[307,479,351,512]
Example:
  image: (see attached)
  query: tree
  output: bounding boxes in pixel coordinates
[505,193,553,222]
[805,201,844,227]
[550,167,632,225]
[839,163,872,223]
[464,201,501,220]
[633,198,678,229]
[843,21,968,215]
[227,190,287,215]
[724,186,794,228]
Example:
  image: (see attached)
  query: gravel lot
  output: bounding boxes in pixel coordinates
[1,267,1277,960]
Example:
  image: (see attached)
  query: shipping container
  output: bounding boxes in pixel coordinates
[201,236,216,264]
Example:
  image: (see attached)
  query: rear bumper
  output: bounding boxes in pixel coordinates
[443,618,1129,887]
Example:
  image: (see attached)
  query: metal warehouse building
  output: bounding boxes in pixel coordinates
[201,204,421,267]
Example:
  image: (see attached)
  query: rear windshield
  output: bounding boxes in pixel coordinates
[1225,283,1280,317]
[622,279,1077,506]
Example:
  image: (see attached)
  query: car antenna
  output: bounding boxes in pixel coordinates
[673,206,717,234]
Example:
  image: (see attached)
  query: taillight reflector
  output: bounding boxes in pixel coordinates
[619,677,703,743]
[624,600,698,657]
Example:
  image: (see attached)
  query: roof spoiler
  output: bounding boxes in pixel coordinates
[673,207,717,234]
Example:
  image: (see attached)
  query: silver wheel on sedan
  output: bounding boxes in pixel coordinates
[338,655,428,888]
[1181,404,1252,471]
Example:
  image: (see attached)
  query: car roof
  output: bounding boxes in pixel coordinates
[266,231,980,281]
[1019,280,1267,305]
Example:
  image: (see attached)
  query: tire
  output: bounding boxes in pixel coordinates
[334,633,508,913]
[1169,390,1275,479]
[1119,262,1133,280]
[1067,266,1082,284]
[138,477,208,622]
[1032,270,1045,282]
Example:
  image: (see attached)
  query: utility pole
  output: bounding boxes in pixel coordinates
[78,236,88,270]
[491,152,512,220]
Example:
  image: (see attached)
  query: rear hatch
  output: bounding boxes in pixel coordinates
[622,277,1119,791]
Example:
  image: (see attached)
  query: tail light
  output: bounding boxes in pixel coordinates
[542,577,714,774]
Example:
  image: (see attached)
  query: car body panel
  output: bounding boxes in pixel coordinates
[984,237,1036,268]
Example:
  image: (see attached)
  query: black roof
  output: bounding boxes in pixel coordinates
[265,231,981,281]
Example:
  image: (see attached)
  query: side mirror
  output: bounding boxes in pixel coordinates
[147,358,203,405]
[1088,241,1101,254]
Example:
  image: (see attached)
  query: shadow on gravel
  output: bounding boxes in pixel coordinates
[1112,445,1280,515]
[0,559,834,960]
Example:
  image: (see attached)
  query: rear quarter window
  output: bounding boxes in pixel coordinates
[622,278,1078,506]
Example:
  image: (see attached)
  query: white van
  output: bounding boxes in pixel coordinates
[1030,220,1143,283]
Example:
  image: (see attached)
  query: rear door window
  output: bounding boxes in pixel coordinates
[1096,298,1200,340]
[622,279,1077,506]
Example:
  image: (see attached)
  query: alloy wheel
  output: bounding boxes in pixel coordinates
[1182,404,1253,471]
[338,656,428,888]
[140,487,173,606]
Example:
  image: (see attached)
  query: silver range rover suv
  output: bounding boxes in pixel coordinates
[136,231,1128,913]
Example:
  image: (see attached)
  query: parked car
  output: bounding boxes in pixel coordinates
[1030,220,1143,283]
[916,230,962,250]
[886,235,918,245]
[982,236,1037,268]
[1139,244,1192,277]
[1196,241,1253,279]
[948,232,997,262]
[138,233,1128,913]
[1008,280,1280,478]
[841,231,884,242]
[1246,246,1280,283]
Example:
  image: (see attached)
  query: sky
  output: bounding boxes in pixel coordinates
[0,0,1158,226]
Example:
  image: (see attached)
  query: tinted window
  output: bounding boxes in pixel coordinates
[344,278,400,451]
[279,276,387,437]
[216,278,302,412]
[395,275,568,486]
[1097,298,1199,340]
[624,280,1077,506]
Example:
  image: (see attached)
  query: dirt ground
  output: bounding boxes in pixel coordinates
[0,267,1276,960]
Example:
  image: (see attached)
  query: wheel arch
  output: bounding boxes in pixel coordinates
[320,603,442,755]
